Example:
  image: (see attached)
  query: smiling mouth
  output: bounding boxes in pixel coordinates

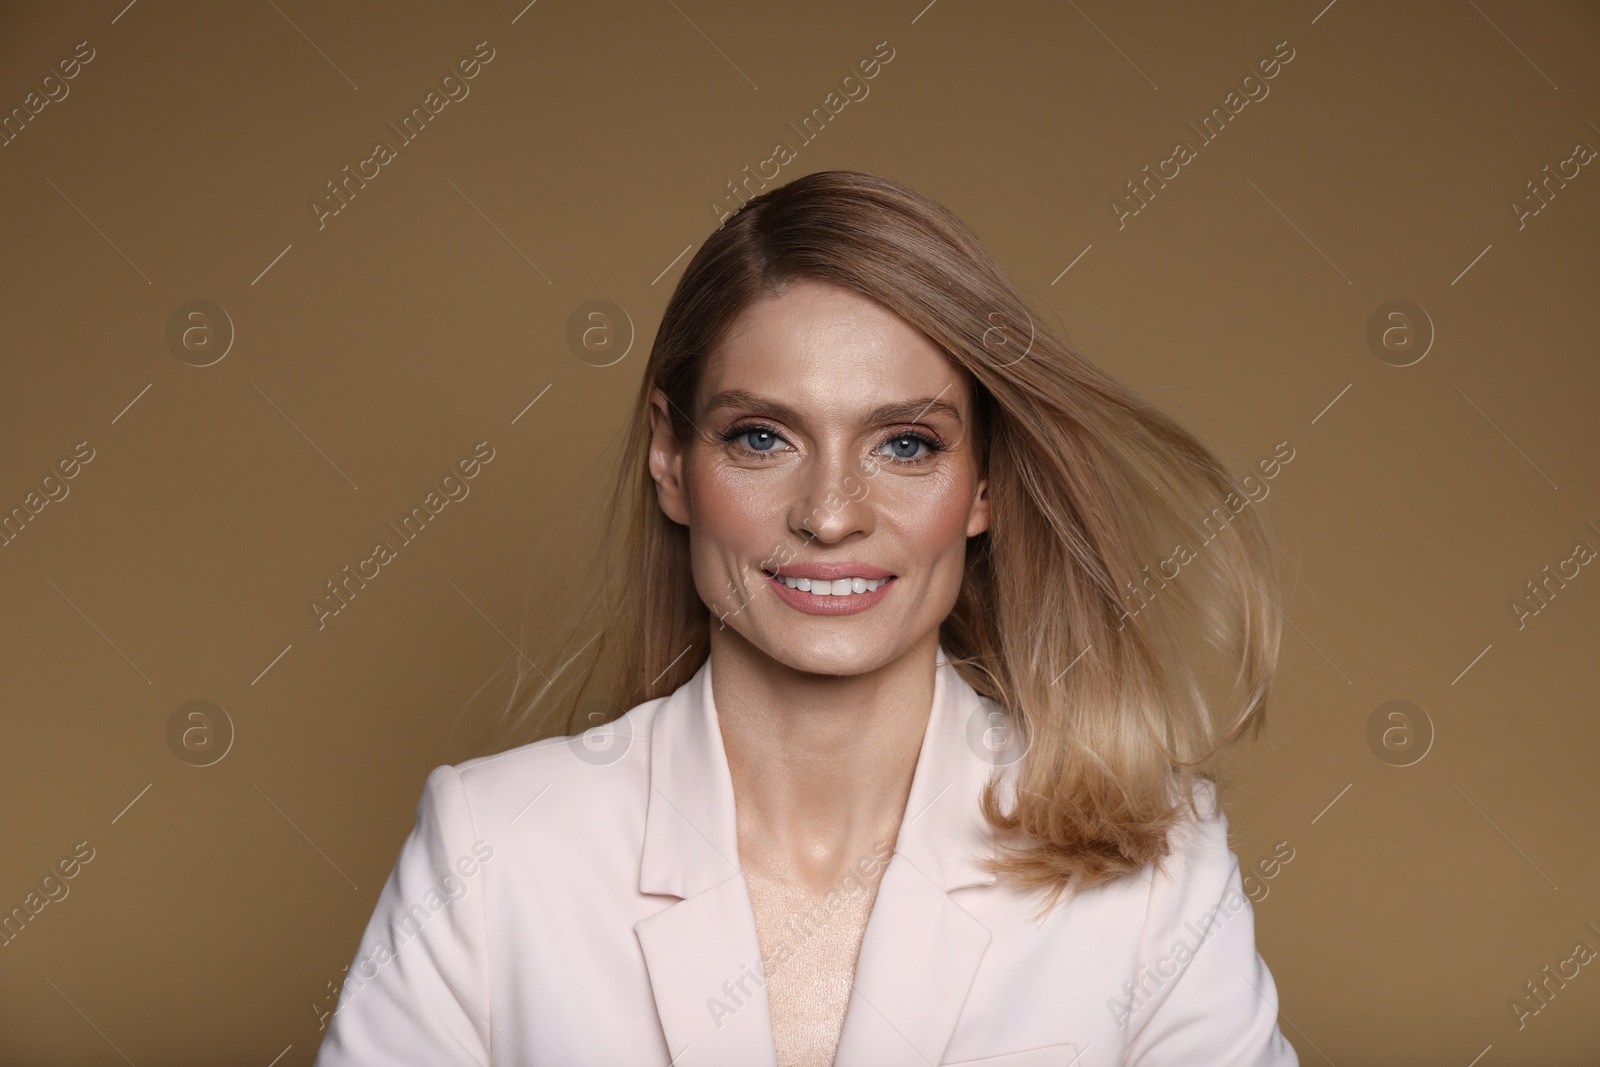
[762,570,897,597]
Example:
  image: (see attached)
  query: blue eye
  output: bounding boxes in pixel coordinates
[741,428,780,452]
[881,434,931,461]
[717,423,788,454]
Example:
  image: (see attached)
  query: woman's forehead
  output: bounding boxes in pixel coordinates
[702,281,968,409]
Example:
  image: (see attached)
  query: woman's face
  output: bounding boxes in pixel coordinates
[649,278,990,677]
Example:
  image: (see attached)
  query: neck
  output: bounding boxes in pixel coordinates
[708,626,938,894]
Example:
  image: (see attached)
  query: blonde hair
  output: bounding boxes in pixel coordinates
[473,169,1286,914]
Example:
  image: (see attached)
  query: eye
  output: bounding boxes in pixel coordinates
[718,422,789,455]
[874,431,944,465]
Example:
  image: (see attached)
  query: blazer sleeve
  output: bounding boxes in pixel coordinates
[312,764,493,1066]
[1121,785,1298,1067]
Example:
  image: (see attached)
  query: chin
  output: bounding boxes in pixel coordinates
[757,631,903,678]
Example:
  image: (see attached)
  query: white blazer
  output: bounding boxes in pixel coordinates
[314,646,1298,1066]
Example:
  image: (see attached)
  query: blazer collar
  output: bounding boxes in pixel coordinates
[634,644,1023,1067]
[638,643,1013,899]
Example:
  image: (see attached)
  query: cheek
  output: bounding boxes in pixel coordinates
[690,464,771,547]
[883,469,978,564]
[684,462,784,597]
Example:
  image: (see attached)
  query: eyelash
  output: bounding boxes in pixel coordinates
[716,421,947,467]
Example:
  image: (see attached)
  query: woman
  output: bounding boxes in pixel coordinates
[314,170,1298,1066]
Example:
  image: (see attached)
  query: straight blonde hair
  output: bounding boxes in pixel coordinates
[474,169,1286,914]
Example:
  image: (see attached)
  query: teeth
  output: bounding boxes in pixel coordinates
[778,575,887,595]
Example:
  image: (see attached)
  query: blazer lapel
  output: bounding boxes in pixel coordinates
[634,656,779,1067]
[633,646,1020,1067]
[833,647,1021,1067]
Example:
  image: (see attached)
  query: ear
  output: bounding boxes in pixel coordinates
[648,388,691,527]
[966,471,990,537]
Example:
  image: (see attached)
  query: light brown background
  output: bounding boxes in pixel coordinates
[2,1,1598,1063]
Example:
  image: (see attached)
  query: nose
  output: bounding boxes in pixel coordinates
[787,444,874,545]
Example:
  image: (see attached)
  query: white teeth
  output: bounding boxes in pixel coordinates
[778,575,886,595]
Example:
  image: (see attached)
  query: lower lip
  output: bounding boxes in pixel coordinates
[764,573,897,616]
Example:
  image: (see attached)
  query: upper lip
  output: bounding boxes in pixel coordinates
[765,562,895,581]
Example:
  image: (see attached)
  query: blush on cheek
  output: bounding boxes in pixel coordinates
[901,470,980,550]
[875,468,981,618]
[687,463,782,619]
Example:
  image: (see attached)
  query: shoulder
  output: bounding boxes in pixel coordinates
[417,695,665,835]
[1147,776,1236,903]
[451,697,662,831]
[1116,777,1298,1062]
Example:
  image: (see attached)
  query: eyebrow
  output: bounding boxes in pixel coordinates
[701,388,965,428]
